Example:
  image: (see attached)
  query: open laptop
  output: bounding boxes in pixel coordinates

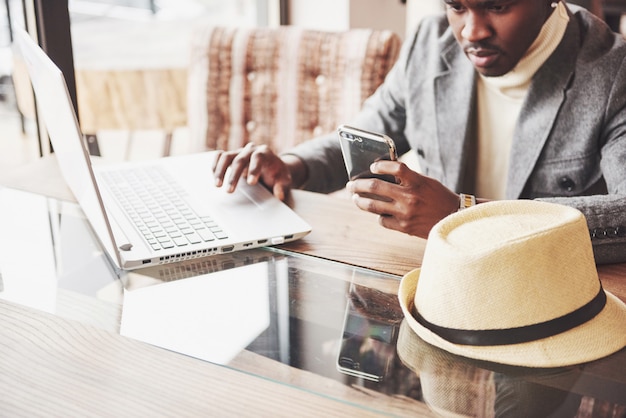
[15,28,311,270]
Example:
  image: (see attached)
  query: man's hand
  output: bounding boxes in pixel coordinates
[212,143,306,201]
[346,160,460,239]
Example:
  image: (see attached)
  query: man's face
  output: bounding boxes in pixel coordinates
[445,0,554,77]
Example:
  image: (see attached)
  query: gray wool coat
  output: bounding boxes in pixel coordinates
[288,5,626,264]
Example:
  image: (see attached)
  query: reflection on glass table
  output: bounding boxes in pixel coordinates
[0,188,121,330]
[0,186,624,416]
[337,282,403,383]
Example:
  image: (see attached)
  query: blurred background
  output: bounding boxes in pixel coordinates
[1,0,624,174]
[0,0,268,171]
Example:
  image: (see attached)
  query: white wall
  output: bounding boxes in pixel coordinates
[349,0,405,37]
[288,0,405,37]
[406,0,443,35]
[288,0,350,32]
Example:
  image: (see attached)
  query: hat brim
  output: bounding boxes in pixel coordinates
[399,268,626,368]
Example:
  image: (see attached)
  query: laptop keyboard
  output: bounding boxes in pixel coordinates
[100,166,228,251]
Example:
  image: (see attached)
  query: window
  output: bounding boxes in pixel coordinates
[3,0,281,161]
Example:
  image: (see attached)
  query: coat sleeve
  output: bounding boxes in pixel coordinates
[537,42,626,265]
[540,195,626,264]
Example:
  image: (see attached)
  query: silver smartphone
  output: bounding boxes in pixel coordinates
[337,125,398,183]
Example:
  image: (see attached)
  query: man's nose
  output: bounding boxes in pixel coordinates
[460,12,492,42]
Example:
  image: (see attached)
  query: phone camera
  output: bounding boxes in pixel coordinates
[338,357,360,370]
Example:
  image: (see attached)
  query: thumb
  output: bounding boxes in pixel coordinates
[273,182,288,201]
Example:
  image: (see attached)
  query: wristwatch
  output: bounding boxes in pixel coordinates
[458,193,476,211]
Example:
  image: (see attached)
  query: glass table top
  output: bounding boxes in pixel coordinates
[0,187,624,416]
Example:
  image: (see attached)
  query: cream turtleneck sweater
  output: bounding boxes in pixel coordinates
[475,2,569,200]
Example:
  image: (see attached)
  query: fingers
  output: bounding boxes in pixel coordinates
[212,143,256,192]
[347,175,398,206]
[273,182,287,201]
[349,163,462,238]
[267,160,293,201]
[211,143,292,200]
[350,189,393,215]
[378,213,400,232]
[212,150,228,187]
[246,145,269,186]
[213,151,241,189]
[226,143,258,192]
[370,160,403,184]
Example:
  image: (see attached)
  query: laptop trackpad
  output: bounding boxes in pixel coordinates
[236,182,273,208]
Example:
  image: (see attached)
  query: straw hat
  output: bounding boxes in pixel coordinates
[398,200,626,367]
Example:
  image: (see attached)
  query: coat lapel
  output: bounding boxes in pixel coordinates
[434,41,477,192]
[506,17,579,199]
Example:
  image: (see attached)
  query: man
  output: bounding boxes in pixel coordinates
[212,0,626,264]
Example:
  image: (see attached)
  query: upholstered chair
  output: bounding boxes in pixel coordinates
[187,25,401,154]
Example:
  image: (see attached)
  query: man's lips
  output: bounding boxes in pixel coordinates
[465,47,500,69]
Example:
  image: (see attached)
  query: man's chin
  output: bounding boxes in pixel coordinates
[475,66,511,77]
